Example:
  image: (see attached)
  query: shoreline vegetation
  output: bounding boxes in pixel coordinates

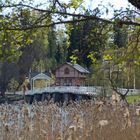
[1,93,140,104]
[0,94,24,104]
[0,100,140,140]
[126,95,140,104]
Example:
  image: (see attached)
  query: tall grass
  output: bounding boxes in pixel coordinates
[127,95,140,104]
[0,100,140,140]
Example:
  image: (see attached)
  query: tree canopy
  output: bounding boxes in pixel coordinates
[0,0,140,31]
[128,0,140,9]
[0,0,140,98]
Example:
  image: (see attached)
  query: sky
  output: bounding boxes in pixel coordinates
[84,0,131,18]
[2,0,134,19]
[87,0,129,9]
[34,0,131,9]
[33,0,133,18]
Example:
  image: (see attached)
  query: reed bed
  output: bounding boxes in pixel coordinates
[0,100,140,140]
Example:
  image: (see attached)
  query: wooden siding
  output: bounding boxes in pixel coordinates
[55,64,86,78]
[55,63,88,86]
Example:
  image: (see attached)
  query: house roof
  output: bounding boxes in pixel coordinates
[66,62,90,74]
[31,72,51,81]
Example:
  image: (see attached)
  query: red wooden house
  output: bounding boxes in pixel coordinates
[55,62,90,86]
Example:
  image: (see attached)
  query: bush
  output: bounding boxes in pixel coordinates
[7,78,18,92]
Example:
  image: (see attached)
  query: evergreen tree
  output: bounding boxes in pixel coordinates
[114,24,128,48]
[67,12,108,68]
[47,26,57,69]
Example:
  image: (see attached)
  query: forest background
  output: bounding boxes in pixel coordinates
[0,0,139,97]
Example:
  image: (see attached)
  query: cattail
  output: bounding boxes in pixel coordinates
[17,136,24,140]
[98,120,109,127]
[123,107,132,128]
[69,125,76,132]
[28,123,33,132]
[96,101,104,112]
[41,129,47,135]
[22,105,29,116]
[112,91,120,105]
[1,100,140,140]
[124,107,130,118]
[68,125,77,140]
[136,106,140,116]
[4,123,10,132]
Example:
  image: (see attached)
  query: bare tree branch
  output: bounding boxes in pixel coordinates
[0,3,140,31]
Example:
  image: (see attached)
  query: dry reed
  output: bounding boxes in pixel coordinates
[0,100,140,140]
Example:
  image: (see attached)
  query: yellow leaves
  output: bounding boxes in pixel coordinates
[26,38,33,44]
[70,0,84,9]
[134,61,140,66]
[70,55,78,64]
[87,52,97,63]
[103,54,112,61]
[138,47,140,52]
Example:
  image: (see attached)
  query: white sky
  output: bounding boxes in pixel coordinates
[33,0,133,18]
[2,0,134,19]
[34,0,130,9]
[84,0,131,18]
[87,0,129,9]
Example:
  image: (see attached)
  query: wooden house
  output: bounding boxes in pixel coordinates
[55,62,90,86]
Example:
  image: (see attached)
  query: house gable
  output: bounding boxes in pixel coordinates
[55,63,77,78]
[55,62,89,86]
[66,62,90,74]
[55,62,89,78]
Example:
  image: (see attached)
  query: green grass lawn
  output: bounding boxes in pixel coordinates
[126,95,140,104]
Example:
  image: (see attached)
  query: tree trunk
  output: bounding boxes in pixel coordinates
[0,85,6,97]
[120,94,129,107]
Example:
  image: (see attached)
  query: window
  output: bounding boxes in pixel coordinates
[64,67,70,74]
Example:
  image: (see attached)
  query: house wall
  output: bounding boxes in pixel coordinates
[55,64,87,86]
[55,64,86,78]
[55,77,86,86]
[56,77,85,86]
